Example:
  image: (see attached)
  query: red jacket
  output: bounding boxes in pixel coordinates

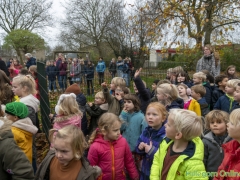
[87,134,139,180]
[214,140,240,180]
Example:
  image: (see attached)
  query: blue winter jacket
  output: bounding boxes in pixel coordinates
[84,65,94,80]
[46,65,57,81]
[116,60,124,70]
[135,122,166,180]
[26,57,36,69]
[96,61,106,73]
[120,111,147,151]
[214,94,237,113]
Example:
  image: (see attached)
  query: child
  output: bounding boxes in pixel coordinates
[88,113,139,180]
[102,80,126,115]
[225,65,238,80]
[8,59,22,79]
[53,93,82,130]
[5,102,38,163]
[232,82,240,111]
[135,102,168,180]
[120,94,147,152]
[166,68,173,81]
[85,91,108,134]
[109,76,126,96]
[176,71,192,87]
[193,72,212,106]
[212,75,228,107]
[177,84,201,116]
[0,117,34,179]
[109,58,117,79]
[213,108,240,180]
[156,83,183,111]
[70,58,81,85]
[84,60,95,96]
[191,85,210,117]
[46,60,57,92]
[96,57,106,85]
[29,65,40,100]
[151,79,159,98]
[133,68,151,114]
[202,110,231,178]
[150,109,207,180]
[214,79,240,113]
[35,125,101,180]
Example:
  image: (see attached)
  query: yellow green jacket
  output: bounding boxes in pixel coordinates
[150,137,208,180]
[188,98,201,116]
[11,117,38,163]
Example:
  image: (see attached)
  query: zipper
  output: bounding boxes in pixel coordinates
[110,142,115,180]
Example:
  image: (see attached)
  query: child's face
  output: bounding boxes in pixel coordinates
[166,71,170,78]
[219,78,228,87]
[94,97,105,105]
[12,81,24,97]
[177,86,187,97]
[54,137,75,166]
[209,118,227,136]
[225,85,235,95]
[192,76,201,84]
[227,121,240,140]
[50,62,54,66]
[133,83,138,93]
[156,90,166,101]
[5,113,18,122]
[228,68,235,75]
[110,81,116,90]
[115,86,124,97]
[234,86,240,102]
[177,74,186,83]
[165,114,178,139]
[152,83,157,91]
[191,90,200,100]
[145,107,165,129]
[103,121,121,141]
[124,100,134,113]
[13,60,18,65]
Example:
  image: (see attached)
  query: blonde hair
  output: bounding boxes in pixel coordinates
[146,102,168,121]
[88,113,122,144]
[12,75,37,95]
[29,65,37,73]
[226,79,240,89]
[169,109,202,141]
[95,91,105,100]
[111,77,126,87]
[205,110,229,130]
[49,125,87,159]
[229,109,240,126]
[57,95,82,116]
[205,44,213,53]
[157,83,179,101]
[173,66,184,75]
[193,72,206,82]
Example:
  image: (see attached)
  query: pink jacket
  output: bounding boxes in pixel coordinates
[53,113,82,130]
[88,134,139,180]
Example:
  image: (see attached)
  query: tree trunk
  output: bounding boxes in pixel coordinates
[204,29,212,45]
[16,49,24,66]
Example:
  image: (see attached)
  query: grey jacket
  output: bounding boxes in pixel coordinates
[196,54,216,77]
[35,150,100,180]
[202,131,232,174]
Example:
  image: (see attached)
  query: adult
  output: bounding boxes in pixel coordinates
[109,58,117,79]
[70,58,81,85]
[58,57,68,92]
[0,57,10,76]
[96,57,106,85]
[116,56,124,77]
[196,44,216,77]
[25,53,36,69]
[214,52,221,77]
[55,53,63,89]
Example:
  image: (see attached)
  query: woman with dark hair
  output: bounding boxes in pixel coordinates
[196,44,216,77]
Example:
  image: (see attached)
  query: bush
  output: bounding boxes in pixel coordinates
[219,47,240,71]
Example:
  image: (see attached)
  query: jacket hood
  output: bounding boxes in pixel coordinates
[198,97,207,104]
[99,103,108,111]
[53,113,82,128]
[12,117,38,134]
[167,98,184,110]
[202,82,211,89]
[20,94,39,113]
[222,140,240,155]
[0,117,13,139]
[145,120,166,137]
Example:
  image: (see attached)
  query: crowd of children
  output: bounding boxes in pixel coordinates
[2,57,240,180]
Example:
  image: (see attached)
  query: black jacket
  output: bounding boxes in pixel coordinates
[212,87,225,107]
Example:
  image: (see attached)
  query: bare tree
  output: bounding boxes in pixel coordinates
[0,0,53,33]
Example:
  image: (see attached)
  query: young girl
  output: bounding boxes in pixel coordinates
[120,94,147,152]
[84,60,94,96]
[213,109,240,180]
[8,58,22,79]
[53,93,82,130]
[135,102,168,180]
[35,125,100,180]
[28,65,40,100]
[156,83,183,111]
[88,113,139,180]
[177,83,201,116]
[225,65,238,80]
[176,71,192,87]
[202,110,231,179]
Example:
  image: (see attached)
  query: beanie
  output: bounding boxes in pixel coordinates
[5,102,29,119]
[65,83,81,95]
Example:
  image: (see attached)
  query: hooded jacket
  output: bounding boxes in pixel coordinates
[53,113,82,130]
[202,131,232,174]
[196,54,216,77]
[188,98,201,116]
[150,137,207,180]
[35,150,99,180]
[214,94,237,113]
[212,87,225,107]
[166,98,184,112]
[88,134,139,180]
[11,117,38,163]
[135,122,166,180]
[0,119,34,179]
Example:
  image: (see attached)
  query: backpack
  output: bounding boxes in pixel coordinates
[122,63,128,73]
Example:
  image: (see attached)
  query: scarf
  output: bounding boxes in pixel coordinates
[226,94,234,111]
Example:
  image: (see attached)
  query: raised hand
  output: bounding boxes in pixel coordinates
[101,82,107,88]
[134,68,142,78]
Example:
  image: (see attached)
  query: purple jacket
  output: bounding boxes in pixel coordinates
[59,62,68,76]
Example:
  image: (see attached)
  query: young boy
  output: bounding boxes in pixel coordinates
[150,109,207,180]
[5,102,38,163]
[192,72,212,107]
[151,79,160,98]
[212,75,228,107]
[214,79,240,113]
[109,77,126,96]
[85,91,108,134]
[46,60,57,92]
[191,85,209,117]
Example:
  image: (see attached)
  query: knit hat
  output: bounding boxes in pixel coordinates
[5,102,29,119]
[65,83,81,95]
